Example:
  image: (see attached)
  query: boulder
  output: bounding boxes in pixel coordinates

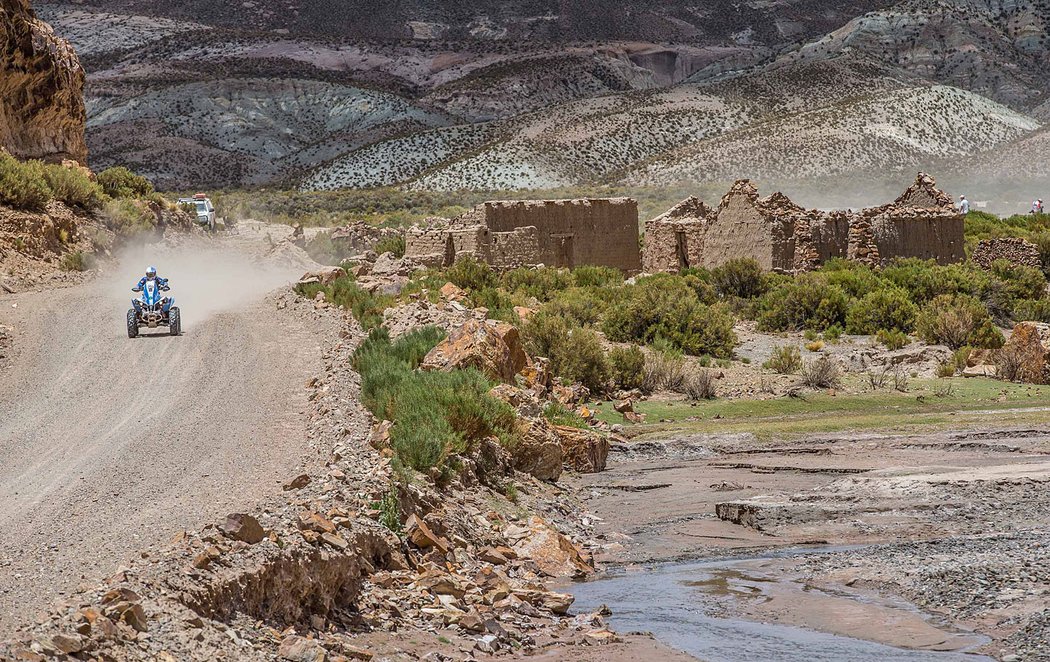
[553,425,609,473]
[439,282,466,301]
[218,513,266,544]
[998,321,1050,384]
[421,319,518,384]
[487,321,529,375]
[507,516,592,577]
[279,635,327,662]
[513,420,564,481]
[488,384,543,418]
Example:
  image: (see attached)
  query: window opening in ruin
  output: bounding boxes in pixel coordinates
[553,233,575,268]
[443,234,455,268]
[675,230,689,270]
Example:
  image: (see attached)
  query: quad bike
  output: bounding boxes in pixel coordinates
[127,278,180,337]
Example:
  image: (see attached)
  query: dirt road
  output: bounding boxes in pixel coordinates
[0,234,328,631]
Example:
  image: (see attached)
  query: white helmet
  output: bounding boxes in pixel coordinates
[146,266,157,279]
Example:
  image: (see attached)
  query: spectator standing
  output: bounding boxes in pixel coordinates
[958,195,970,214]
[1033,199,1045,215]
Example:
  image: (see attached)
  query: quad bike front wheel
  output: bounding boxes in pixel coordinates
[168,306,181,336]
[127,309,139,338]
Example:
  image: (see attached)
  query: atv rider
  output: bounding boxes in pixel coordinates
[133,266,169,293]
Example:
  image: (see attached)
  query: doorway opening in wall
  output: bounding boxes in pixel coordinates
[443,235,455,268]
[675,230,689,270]
[553,233,575,268]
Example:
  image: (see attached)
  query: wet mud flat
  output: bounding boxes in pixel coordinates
[566,428,1050,660]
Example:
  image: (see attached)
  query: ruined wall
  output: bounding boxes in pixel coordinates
[971,237,1041,270]
[867,210,964,265]
[642,220,706,273]
[481,198,641,272]
[699,183,780,270]
[0,0,87,163]
[405,225,490,268]
[489,226,540,270]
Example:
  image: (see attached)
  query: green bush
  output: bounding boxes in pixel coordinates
[43,164,106,210]
[96,166,154,199]
[544,287,609,326]
[755,273,849,332]
[373,235,406,258]
[351,327,517,472]
[572,265,623,288]
[823,324,843,343]
[543,402,587,428]
[609,344,646,390]
[501,267,572,301]
[710,258,766,299]
[881,258,992,304]
[602,276,736,357]
[101,198,157,236]
[59,250,90,271]
[845,288,918,334]
[876,329,909,350]
[1014,299,1050,323]
[522,311,609,391]
[0,153,52,211]
[446,256,497,291]
[296,274,392,330]
[915,294,1004,349]
[763,345,802,374]
[989,259,1047,302]
[821,259,885,298]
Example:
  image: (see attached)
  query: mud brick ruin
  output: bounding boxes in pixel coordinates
[971,237,1042,270]
[405,198,642,272]
[643,173,966,273]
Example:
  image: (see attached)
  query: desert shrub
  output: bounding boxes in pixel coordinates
[821,259,885,298]
[710,258,766,299]
[823,324,843,343]
[544,287,608,326]
[603,276,736,357]
[43,164,105,210]
[845,287,918,334]
[876,328,909,350]
[1027,231,1050,276]
[642,347,687,392]
[989,259,1047,302]
[469,286,515,320]
[352,328,516,472]
[59,251,90,271]
[805,340,825,352]
[373,235,406,258]
[501,266,572,301]
[881,258,992,304]
[800,356,842,389]
[609,345,646,390]
[101,198,157,236]
[936,360,957,378]
[96,166,153,199]
[1014,299,1050,323]
[542,402,587,428]
[522,312,609,392]
[572,265,623,288]
[446,256,497,291]
[682,369,717,400]
[755,273,849,332]
[915,294,1004,349]
[556,327,610,392]
[763,345,802,374]
[0,153,51,210]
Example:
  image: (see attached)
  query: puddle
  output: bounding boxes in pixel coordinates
[569,554,993,662]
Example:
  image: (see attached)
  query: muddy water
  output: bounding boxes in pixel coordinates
[569,554,993,662]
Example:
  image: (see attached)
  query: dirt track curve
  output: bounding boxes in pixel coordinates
[0,231,327,631]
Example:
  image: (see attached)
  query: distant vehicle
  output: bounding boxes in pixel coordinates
[178,193,216,231]
[127,277,180,338]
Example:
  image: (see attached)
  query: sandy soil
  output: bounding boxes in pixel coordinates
[0,232,327,631]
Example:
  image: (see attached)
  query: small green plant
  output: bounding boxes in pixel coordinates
[763,345,803,374]
[805,340,825,352]
[377,484,402,535]
[42,164,106,210]
[102,198,157,236]
[0,152,52,211]
[823,324,843,343]
[876,329,909,350]
[936,360,957,378]
[543,402,587,428]
[96,166,154,199]
[915,294,1004,349]
[446,256,497,291]
[683,368,717,400]
[710,257,766,299]
[59,251,89,272]
[800,356,842,389]
[804,329,819,342]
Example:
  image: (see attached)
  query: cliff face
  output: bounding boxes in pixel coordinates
[0,0,86,164]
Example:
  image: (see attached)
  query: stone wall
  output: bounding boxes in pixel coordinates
[0,0,87,163]
[971,237,1042,270]
[641,197,709,273]
[489,226,540,270]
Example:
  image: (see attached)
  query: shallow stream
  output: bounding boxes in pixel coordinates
[569,551,994,662]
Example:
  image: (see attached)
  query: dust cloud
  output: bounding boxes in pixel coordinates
[105,241,304,329]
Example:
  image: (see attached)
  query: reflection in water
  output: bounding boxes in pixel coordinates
[570,559,993,662]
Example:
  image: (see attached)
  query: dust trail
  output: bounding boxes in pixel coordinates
[105,241,305,330]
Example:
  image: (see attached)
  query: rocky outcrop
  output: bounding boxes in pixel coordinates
[1,0,86,163]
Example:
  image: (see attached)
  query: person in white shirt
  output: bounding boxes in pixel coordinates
[958,195,970,214]
[1033,199,1044,215]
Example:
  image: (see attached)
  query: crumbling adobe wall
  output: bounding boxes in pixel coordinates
[405,224,490,268]
[642,197,709,273]
[489,226,541,270]
[700,182,792,271]
[481,198,641,272]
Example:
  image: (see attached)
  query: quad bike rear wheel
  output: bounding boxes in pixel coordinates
[168,306,181,336]
[127,309,139,338]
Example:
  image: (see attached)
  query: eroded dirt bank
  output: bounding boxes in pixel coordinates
[569,428,1050,660]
